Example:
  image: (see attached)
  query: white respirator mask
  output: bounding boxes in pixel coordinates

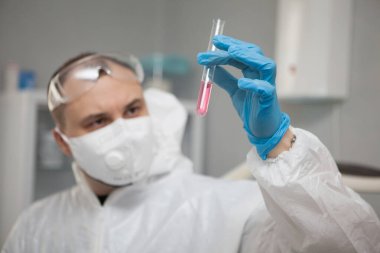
[57,116,156,186]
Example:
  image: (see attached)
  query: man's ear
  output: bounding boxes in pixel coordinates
[52,129,72,157]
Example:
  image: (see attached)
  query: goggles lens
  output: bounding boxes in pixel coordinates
[47,54,144,111]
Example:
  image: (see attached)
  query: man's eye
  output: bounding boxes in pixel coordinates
[125,106,140,117]
[94,118,105,125]
[87,118,107,130]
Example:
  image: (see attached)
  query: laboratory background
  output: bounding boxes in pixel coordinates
[1,0,380,246]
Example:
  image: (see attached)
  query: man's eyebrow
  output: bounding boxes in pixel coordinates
[124,98,143,108]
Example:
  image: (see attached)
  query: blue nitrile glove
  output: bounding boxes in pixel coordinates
[197,35,290,160]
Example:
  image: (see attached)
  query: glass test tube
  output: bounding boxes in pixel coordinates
[196,18,225,117]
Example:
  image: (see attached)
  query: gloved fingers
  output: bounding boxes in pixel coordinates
[229,46,276,84]
[198,51,260,81]
[242,68,260,80]
[197,51,246,70]
[213,35,264,56]
[237,78,275,100]
[213,66,239,96]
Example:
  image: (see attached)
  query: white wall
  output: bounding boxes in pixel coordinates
[339,0,380,166]
[0,0,166,88]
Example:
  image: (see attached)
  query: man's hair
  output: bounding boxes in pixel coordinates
[47,52,97,130]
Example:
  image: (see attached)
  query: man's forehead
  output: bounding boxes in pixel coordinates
[65,76,144,117]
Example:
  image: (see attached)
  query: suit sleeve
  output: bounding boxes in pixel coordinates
[241,128,380,253]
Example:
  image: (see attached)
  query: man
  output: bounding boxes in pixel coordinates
[2,36,380,252]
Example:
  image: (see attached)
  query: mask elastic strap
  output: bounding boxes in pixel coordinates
[54,127,70,143]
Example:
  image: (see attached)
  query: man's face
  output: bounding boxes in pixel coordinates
[61,64,149,138]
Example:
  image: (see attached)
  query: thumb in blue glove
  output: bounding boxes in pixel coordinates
[197,35,290,160]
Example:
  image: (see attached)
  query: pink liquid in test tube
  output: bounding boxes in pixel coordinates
[196,79,213,116]
[196,18,225,117]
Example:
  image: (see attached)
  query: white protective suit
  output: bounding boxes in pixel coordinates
[2,88,380,253]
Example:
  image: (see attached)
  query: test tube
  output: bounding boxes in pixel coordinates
[196,18,225,117]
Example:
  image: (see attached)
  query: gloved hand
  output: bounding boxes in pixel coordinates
[197,35,290,160]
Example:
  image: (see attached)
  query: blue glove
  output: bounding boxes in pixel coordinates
[197,35,290,160]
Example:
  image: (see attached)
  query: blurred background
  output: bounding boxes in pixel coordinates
[0,0,380,246]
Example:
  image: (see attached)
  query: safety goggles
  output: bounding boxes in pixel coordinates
[47,54,144,111]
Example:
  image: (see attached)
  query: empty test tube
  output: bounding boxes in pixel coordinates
[196,18,225,116]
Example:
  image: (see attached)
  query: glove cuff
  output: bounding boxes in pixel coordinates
[246,113,291,160]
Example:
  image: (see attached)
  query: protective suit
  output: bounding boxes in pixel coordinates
[2,89,380,253]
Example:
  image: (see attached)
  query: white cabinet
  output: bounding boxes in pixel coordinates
[0,91,43,246]
[275,0,353,101]
[0,90,204,246]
